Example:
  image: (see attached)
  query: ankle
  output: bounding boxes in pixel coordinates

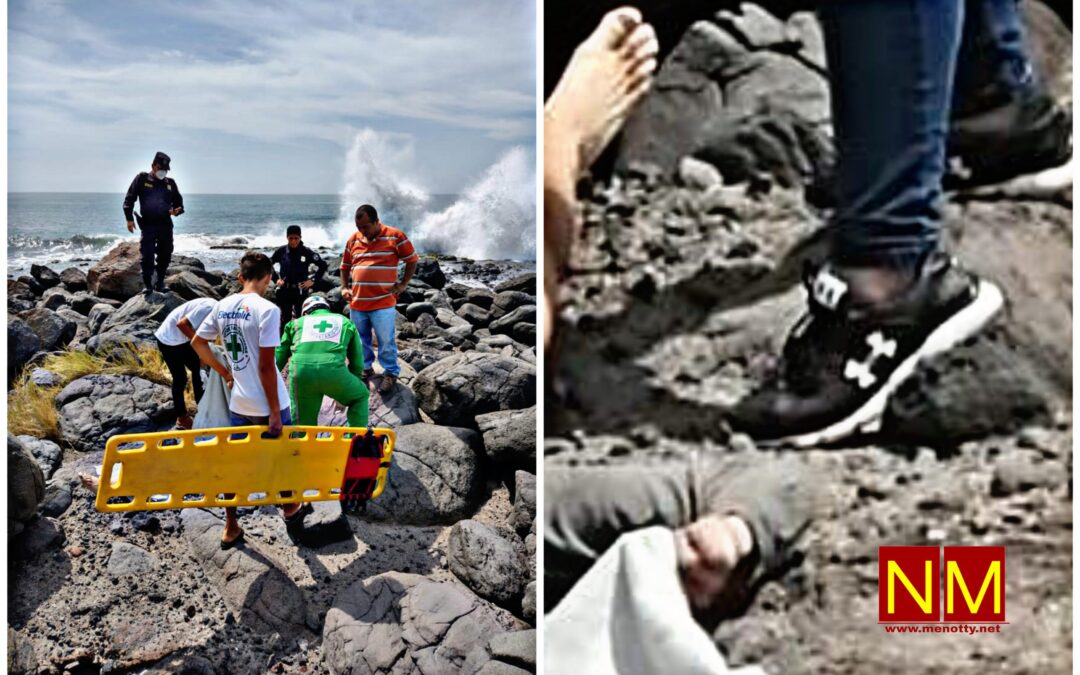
[837,265,916,306]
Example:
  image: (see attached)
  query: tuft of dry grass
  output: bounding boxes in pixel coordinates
[8,342,183,440]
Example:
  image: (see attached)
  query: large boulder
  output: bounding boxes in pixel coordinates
[164,270,220,302]
[8,281,38,313]
[60,267,88,292]
[489,305,536,337]
[476,407,536,471]
[414,258,447,289]
[87,304,117,336]
[448,520,528,608]
[323,572,520,675]
[69,291,116,316]
[494,273,536,295]
[20,307,77,352]
[40,286,73,311]
[456,303,491,328]
[16,436,62,479]
[405,301,437,322]
[87,291,185,354]
[87,242,204,300]
[511,471,536,537]
[490,291,534,321]
[364,424,484,524]
[9,435,45,533]
[317,384,422,428]
[462,630,537,675]
[413,353,536,427]
[180,509,308,635]
[9,317,43,379]
[30,263,61,290]
[55,374,175,452]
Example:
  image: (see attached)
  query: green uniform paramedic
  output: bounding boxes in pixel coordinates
[276,295,370,427]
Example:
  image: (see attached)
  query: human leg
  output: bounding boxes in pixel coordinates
[181,343,204,414]
[139,228,158,290]
[289,362,325,426]
[544,8,659,351]
[156,339,189,423]
[730,0,1004,446]
[948,0,1071,188]
[350,309,376,374]
[154,226,174,290]
[368,307,401,377]
[320,364,370,428]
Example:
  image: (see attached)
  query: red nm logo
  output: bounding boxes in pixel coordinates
[879,546,1005,623]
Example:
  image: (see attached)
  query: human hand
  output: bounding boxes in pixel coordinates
[126,221,136,233]
[169,207,181,216]
[268,409,283,437]
[276,279,284,287]
[342,288,352,301]
[222,371,234,389]
[390,282,406,297]
[674,514,754,610]
[300,280,314,290]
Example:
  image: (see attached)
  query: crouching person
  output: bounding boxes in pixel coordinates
[276,295,370,428]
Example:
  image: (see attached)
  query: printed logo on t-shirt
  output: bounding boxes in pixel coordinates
[301,315,343,343]
[222,323,252,371]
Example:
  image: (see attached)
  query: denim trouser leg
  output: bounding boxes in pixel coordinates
[820,0,964,269]
[954,0,1037,111]
[350,308,400,376]
[350,309,376,371]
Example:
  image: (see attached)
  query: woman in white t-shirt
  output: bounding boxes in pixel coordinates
[154,297,218,430]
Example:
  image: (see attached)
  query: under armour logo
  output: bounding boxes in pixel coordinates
[844,332,898,389]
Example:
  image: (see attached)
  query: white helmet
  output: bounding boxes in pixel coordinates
[301,295,330,316]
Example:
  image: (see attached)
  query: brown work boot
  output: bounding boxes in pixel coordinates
[378,373,397,394]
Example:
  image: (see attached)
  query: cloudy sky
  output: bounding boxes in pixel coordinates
[8,0,536,194]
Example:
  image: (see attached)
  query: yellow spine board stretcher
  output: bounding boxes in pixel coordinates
[95,425,395,513]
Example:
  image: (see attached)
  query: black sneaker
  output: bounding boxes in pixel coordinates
[154,278,167,292]
[946,88,1071,191]
[729,254,1004,447]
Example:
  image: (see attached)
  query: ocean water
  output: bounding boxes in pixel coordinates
[8,131,536,278]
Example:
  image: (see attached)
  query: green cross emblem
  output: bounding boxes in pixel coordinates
[226,333,244,361]
[314,320,334,333]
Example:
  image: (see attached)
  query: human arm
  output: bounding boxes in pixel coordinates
[271,247,283,285]
[391,260,416,297]
[191,336,234,387]
[345,322,367,378]
[259,347,283,436]
[168,179,184,217]
[258,306,285,435]
[123,174,141,232]
[340,263,352,301]
[177,317,197,341]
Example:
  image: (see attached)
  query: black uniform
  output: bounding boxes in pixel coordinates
[271,242,328,329]
[123,172,184,288]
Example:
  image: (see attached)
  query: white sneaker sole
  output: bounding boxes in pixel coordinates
[767,279,1005,448]
[963,154,1073,201]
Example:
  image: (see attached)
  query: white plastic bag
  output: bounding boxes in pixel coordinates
[193,344,233,430]
[546,526,767,675]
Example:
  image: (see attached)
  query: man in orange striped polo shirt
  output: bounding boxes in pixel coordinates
[339,204,419,394]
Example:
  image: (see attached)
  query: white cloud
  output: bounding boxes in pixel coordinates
[8,0,536,193]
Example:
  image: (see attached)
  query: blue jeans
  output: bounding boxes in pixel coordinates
[228,408,293,439]
[350,307,400,377]
[822,0,1035,268]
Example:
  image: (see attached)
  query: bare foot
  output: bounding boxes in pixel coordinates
[78,473,100,491]
[221,523,244,547]
[674,514,755,610]
[545,7,659,174]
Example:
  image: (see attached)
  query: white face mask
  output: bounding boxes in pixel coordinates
[155,170,168,180]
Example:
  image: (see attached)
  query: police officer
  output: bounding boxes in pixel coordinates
[271,225,329,333]
[123,151,184,293]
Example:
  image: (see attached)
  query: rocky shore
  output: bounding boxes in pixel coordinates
[8,245,537,674]
[547,2,1071,674]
